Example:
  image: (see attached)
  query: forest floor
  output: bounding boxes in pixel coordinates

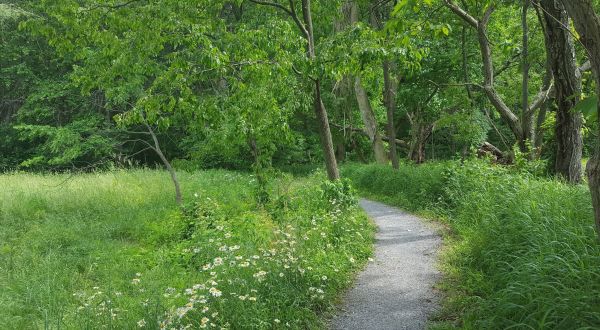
[331,199,441,330]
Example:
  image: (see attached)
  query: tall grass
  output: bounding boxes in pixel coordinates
[343,161,600,329]
[0,169,374,329]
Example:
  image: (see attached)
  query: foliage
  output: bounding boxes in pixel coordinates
[345,161,600,329]
[0,169,374,329]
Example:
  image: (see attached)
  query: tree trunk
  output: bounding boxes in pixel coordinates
[302,0,339,180]
[408,110,432,164]
[314,79,340,180]
[145,122,182,206]
[354,76,388,164]
[383,60,400,169]
[444,1,553,151]
[539,0,583,183]
[343,0,387,165]
[521,0,535,153]
[559,0,600,239]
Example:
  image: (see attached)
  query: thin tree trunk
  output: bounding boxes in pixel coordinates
[313,79,340,179]
[539,0,583,183]
[248,0,340,180]
[559,0,600,239]
[521,0,535,153]
[408,109,432,164]
[301,0,339,180]
[444,1,553,151]
[144,122,182,206]
[354,77,388,164]
[383,60,400,169]
[344,0,387,164]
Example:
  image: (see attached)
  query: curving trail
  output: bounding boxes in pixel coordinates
[331,199,442,330]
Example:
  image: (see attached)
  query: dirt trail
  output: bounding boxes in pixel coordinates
[331,199,441,330]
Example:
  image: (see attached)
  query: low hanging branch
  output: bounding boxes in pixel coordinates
[443,0,554,144]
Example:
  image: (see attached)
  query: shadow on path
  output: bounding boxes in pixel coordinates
[330,199,441,330]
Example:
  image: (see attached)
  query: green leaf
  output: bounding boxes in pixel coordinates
[573,95,599,121]
[441,26,449,36]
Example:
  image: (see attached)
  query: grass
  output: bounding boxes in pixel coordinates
[343,161,600,329]
[0,169,374,329]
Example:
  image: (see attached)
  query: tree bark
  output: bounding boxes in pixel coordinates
[383,60,400,169]
[521,0,535,153]
[249,0,339,180]
[444,1,554,151]
[313,79,340,179]
[302,0,339,180]
[354,77,388,164]
[343,0,387,165]
[538,0,583,183]
[408,109,432,164]
[559,0,600,239]
[144,122,182,206]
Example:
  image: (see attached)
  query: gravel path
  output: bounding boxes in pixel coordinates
[331,199,441,330]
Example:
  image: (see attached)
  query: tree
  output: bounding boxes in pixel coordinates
[558,0,600,239]
[249,0,340,180]
[443,0,553,154]
[535,0,584,183]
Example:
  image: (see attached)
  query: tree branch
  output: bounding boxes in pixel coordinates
[248,0,309,39]
[443,0,478,28]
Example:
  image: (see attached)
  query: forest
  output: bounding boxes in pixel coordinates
[1,0,600,329]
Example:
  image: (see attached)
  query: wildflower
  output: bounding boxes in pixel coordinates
[212,312,218,318]
[209,287,222,297]
[193,248,201,253]
[137,319,147,327]
[224,233,232,238]
[253,270,267,281]
[132,278,141,285]
[239,262,250,267]
[322,276,328,281]
[229,245,240,251]
[176,306,191,318]
[202,306,209,313]
[213,257,223,266]
[279,272,284,277]
[216,226,224,231]
[248,296,257,301]
[238,295,247,300]
[193,284,205,290]
[274,319,281,324]
[349,257,355,263]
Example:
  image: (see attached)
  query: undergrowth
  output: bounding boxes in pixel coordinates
[343,160,600,329]
[0,169,374,329]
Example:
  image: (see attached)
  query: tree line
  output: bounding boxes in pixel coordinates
[1,0,600,236]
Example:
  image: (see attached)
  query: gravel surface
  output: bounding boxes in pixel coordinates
[331,199,441,330]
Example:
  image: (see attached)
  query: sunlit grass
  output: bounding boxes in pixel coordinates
[344,161,600,329]
[0,169,374,329]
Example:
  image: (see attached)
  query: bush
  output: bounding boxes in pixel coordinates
[344,160,600,329]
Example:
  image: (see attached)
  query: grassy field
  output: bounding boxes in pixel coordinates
[343,161,600,329]
[0,170,374,329]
